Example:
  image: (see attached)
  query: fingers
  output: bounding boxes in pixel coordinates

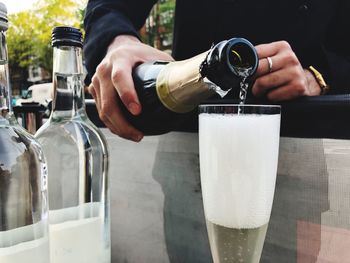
[88,35,174,141]
[90,76,101,109]
[253,41,308,101]
[100,93,143,142]
[255,41,291,60]
[253,67,307,99]
[92,84,143,141]
[255,41,296,77]
[110,59,141,115]
[252,69,289,97]
[256,56,278,77]
[266,83,307,102]
[90,63,144,142]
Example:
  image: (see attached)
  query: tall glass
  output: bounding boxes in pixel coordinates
[199,104,281,263]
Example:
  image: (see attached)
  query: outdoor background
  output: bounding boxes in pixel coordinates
[3,0,175,101]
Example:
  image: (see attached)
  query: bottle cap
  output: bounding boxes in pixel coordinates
[52,26,83,48]
[0,2,8,31]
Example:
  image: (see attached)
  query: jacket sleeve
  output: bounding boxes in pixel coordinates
[322,0,350,94]
[83,0,157,84]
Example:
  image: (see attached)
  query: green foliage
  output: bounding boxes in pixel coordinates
[7,0,86,76]
[7,12,38,69]
[159,0,176,13]
[143,0,176,50]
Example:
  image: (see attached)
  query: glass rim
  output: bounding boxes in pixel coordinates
[199,104,281,108]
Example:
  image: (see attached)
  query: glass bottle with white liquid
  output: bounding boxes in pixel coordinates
[35,26,110,263]
[0,2,50,263]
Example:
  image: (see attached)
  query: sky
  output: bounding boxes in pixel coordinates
[1,0,86,15]
[1,0,37,14]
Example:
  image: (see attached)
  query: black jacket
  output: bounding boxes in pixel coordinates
[84,0,350,94]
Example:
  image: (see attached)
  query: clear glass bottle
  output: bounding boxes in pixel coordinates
[0,2,50,263]
[35,26,110,263]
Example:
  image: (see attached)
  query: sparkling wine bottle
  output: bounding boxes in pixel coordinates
[35,26,110,263]
[123,37,258,135]
[0,3,50,263]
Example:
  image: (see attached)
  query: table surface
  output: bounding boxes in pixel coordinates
[104,129,350,263]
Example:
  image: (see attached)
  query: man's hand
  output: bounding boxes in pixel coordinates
[88,35,173,142]
[253,41,321,101]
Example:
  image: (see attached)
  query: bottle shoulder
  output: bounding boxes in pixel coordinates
[1,123,40,145]
[35,118,108,155]
[0,112,20,126]
[0,125,46,167]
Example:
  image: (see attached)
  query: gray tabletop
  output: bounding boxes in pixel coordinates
[104,130,350,263]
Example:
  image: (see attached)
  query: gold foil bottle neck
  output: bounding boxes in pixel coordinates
[156,52,215,113]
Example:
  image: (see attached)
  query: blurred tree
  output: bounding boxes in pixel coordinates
[142,0,175,51]
[6,0,86,93]
[7,11,38,76]
[6,0,174,94]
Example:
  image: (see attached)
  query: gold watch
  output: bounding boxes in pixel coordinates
[307,66,330,95]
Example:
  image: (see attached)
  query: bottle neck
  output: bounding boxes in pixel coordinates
[51,45,86,119]
[154,38,258,113]
[200,38,258,91]
[0,30,12,123]
[155,52,215,113]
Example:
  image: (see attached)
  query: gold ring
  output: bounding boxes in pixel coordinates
[267,56,273,73]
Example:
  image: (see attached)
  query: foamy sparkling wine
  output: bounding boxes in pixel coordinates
[199,111,280,262]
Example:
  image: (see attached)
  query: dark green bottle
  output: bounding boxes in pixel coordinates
[124,37,258,135]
